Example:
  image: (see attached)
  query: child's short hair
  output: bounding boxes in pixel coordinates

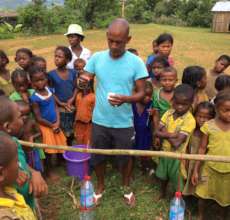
[214,90,230,106]
[127,48,138,55]
[15,48,33,58]
[174,84,194,101]
[0,89,5,96]
[145,80,153,90]
[56,46,72,62]
[11,68,28,84]
[29,66,46,80]
[217,54,230,65]
[31,56,46,65]
[194,101,215,118]
[74,58,86,66]
[182,66,206,90]
[161,66,177,76]
[215,75,230,92]
[151,55,170,68]
[156,33,173,46]
[0,96,14,124]
[0,131,17,167]
[0,50,9,65]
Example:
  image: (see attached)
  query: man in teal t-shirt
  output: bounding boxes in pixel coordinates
[84,18,148,206]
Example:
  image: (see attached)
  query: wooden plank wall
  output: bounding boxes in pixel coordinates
[212,12,230,33]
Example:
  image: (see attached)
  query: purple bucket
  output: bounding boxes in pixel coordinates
[63,145,90,180]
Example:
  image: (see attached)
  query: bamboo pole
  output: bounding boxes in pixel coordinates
[18,140,230,163]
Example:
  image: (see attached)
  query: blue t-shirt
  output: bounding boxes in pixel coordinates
[146,54,155,79]
[84,50,148,128]
[30,87,57,123]
[48,69,77,102]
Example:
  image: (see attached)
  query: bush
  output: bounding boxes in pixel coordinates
[153,15,187,27]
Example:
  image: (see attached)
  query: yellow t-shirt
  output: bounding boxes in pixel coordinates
[0,187,36,220]
[201,119,230,173]
[160,109,196,153]
[0,76,14,97]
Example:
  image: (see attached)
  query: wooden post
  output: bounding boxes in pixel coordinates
[121,0,125,18]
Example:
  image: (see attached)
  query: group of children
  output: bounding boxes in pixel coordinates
[0,31,229,219]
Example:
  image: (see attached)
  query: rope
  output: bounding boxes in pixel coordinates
[18,140,230,163]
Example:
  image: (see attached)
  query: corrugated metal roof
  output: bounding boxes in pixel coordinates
[211,1,230,12]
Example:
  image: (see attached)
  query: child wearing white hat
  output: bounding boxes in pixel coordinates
[65,24,91,69]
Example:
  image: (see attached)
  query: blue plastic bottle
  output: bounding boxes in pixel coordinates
[169,191,185,220]
[80,175,95,220]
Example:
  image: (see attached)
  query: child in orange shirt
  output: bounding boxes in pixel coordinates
[75,75,95,145]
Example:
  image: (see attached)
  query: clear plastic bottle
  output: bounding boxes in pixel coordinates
[79,176,95,220]
[169,191,185,220]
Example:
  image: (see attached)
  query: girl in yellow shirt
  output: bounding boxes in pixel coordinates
[192,90,230,220]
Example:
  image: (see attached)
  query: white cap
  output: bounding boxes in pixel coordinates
[64,24,84,37]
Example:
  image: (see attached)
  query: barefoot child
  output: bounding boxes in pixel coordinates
[74,75,95,145]
[0,96,48,210]
[30,67,67,178]
[0,132,36,220]
[192,90,230,220]
[132,81,154,173]
[205,55,230,99]
[155,84,196,198]
[183,102,215,196]
[152,67,178,148]
[48,46,77,145]
[0,50,14,96]
[182,66,208,110]
[9,69,34,103]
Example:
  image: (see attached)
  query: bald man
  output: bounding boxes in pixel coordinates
[84,18,148,206]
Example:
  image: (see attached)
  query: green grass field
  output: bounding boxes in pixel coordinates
[1,24,230,220]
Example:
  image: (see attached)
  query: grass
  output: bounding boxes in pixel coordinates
[1,23,230,77]
[1,23,230,219]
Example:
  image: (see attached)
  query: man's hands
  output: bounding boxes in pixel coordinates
[108,94,127,107]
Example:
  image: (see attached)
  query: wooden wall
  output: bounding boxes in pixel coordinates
[212,12,230,33]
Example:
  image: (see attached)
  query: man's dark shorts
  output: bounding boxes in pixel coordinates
[90,123,135,168]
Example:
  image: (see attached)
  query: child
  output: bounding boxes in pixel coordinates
[132,81,155,173]
[74,58,86,75]
[183,102,215,196]
[74,75,95,145]
[150,56,170,88]
[146,39,158,77]
[9,68,34,103]
[48,46,77,145]
[192,90,230,220]
[152,67,177,147]
[153,66,178,118]
[155,84,196,198]
[0,50,14,96]
[0,96,48,210]
[156,33,174,66]
[30,67,67,178]
[127,48,139,56]
[205,54,230,99]
[31,56,47,72]
[16,100,44,173]
[15,48,33,72]
[0,132,36,220]
[147,33,174,71]
[182,66,208,110]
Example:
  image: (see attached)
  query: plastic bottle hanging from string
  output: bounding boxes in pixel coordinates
[79,143,95,220]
